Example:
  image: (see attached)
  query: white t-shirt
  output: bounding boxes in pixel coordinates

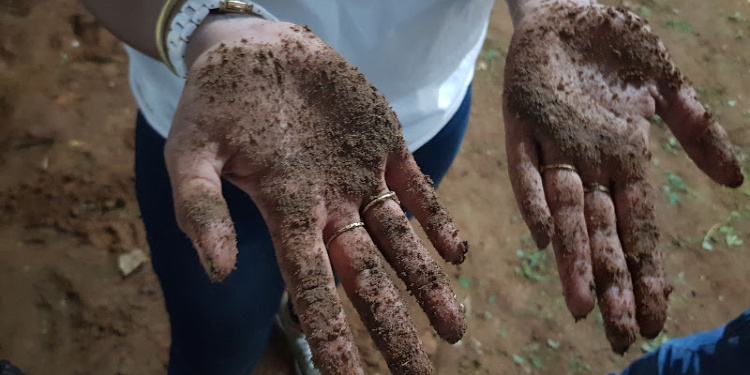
[126,0,494,151]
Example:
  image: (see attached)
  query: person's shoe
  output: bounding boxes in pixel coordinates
[276,293,321,375]
[0,361,24,375]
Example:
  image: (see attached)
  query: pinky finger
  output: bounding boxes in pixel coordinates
[504,115,553,248]
[386,150,468,264]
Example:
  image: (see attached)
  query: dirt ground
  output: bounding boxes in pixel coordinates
[1,0,748,374]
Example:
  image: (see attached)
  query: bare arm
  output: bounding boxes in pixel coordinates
[80,0,165,58]
[505,0,594,26]
[80,0,264,70]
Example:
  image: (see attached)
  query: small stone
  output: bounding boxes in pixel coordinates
[621,0,636,10]
[471,338,484,355]
[547,339,561,349]
[55,92,78,106]
[118,249,148,277]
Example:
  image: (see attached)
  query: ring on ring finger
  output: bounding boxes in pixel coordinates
[540,163,578,174]
[362,191,400,216]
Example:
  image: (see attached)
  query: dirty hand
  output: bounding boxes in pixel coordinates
[503,0,743,352]
[164,18,467,375]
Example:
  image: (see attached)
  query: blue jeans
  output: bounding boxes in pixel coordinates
[618,308,750,375]
[134,87,472,375]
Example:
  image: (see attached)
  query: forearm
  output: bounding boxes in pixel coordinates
[81,0,269,69]
[80,0,166,58]
[504,0,596,27]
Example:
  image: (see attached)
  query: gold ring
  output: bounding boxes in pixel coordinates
[361,191,399,215]
[540,164,578,173]
[326,222,365,249]
[585,184,610,194]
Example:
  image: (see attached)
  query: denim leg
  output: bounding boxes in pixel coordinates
[412,85,472,188]
[618,308,750,375]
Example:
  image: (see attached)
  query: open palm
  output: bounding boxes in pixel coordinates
[165,23,467,375]
[503,3,743,352]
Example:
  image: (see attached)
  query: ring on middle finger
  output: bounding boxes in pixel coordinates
[584,184,610,194]
[326,222,365,249]
[361,191,400,216]
[540,163,578,174]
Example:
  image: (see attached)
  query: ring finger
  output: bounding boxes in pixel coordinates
[362,190,466,343]
[540,161,596,318]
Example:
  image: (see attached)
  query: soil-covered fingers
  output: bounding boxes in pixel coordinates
[363,196,465,343]
[542,167,595,318]
[327,215,433,375]
[583,188,637,353]
[655,86,743,187]
[613,179,669,338]
[504,115,554,248]
[164,141,237,283]
[274,227,363,375]
[386,150,468,264]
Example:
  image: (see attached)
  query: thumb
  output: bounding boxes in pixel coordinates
[165,135,237,283]
[655,84,744,188]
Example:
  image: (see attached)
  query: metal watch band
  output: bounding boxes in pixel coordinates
[166,0,278,78]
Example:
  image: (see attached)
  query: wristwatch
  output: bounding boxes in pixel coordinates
[159,0,278,77]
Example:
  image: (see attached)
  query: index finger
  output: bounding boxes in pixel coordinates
[269,218,363,375]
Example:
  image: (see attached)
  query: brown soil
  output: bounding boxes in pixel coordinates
[1,0,749,374]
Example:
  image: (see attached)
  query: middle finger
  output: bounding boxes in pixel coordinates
[327,211,433,375]
[613,178,669,338]
[584,185,637,353]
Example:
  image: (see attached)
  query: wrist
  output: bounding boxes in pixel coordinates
[184,13,270,71]
[185,16,324,74]
[506,0,597,29]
